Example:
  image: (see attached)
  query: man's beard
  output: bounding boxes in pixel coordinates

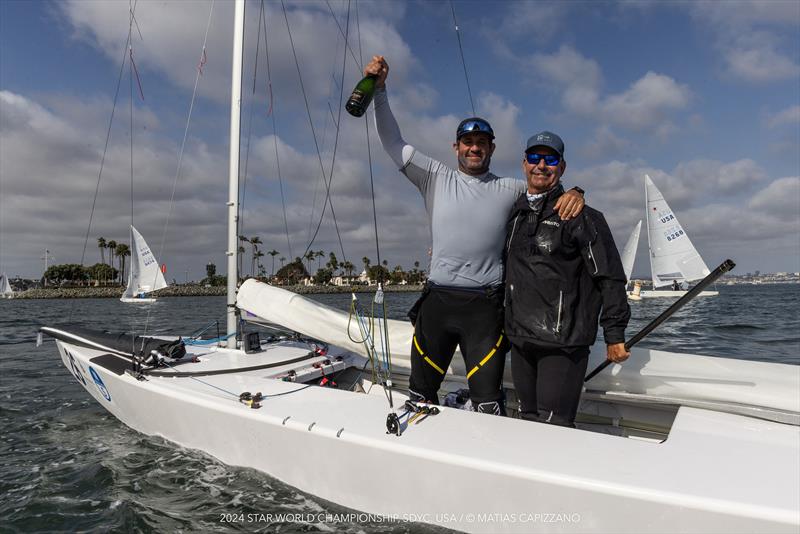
[458,154,490,174]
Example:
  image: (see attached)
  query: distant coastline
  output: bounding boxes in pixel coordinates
[10,284,424,299]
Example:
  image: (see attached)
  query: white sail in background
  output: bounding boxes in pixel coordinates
[0,272,14,297]
[121,225,167,300]
[645,175,710,288]
[620,220,641,283]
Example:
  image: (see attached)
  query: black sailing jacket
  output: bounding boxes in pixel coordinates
[504,185,630,348]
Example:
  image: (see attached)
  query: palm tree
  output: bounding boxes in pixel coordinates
[305,250,316,273]
[327,252,339,275]
[362,256,370,271]
[97,237,107,266]
[115,243,130,286]
[279,256,286,268]
[342,260,354,279]
[268,250,280,276]
[254,250,265,277]
[107,240,117,282]
[249,236,262,277]
[316,250,325,271]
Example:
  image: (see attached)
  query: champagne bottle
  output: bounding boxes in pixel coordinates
[345,74,377,117]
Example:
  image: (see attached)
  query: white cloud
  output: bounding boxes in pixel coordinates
[529,46,602,116]
[766,105,800,128]
[602,72,691,131]
[672,159,768,194]
[749,176,800,215]
[689,2,800,83]
[724,34,800,83]
[527,47,691,135]
[0,86,435,278]
[57,0,416,108]
[492,2,570,43]
[579,126,631,160]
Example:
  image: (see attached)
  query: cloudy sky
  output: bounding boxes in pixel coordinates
[1,0,798,281]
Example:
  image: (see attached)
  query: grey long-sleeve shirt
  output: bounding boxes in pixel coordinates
[373,88,525,287]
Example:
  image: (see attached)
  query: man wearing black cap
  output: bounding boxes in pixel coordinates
[504,131,630,427]
[364,56,585,415]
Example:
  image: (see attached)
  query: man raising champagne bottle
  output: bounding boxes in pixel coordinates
[365,55,586,416]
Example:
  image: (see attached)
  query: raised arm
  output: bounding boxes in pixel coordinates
[366,55,414,169]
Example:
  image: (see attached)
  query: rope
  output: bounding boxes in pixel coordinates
[450,0,476,115]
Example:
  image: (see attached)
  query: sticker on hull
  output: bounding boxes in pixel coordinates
[89,367,112,402]
[66,350,87,386]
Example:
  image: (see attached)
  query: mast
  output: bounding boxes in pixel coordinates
[644,175,654,287]
[227,0,245,348]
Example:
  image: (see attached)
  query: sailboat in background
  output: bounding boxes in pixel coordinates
[628,175,718,299]
[620,220,642,300]
[0,272,14,298]
[120,225,167,303]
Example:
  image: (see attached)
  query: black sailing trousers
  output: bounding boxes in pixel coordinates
[510,342,590,427]
[408,285,508,414]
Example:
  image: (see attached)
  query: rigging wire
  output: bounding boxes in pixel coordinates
[449,0,476,116]
[305,26,348,257]
[355,0,394,408]
[261,2,293,261]
[238,0,268,240]
[279,0,347,265]
[128,0,137,355]
[77,0,139,278]
[305,45,343,248]
[324,0,362,70]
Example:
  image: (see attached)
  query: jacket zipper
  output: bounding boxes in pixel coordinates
[555,290,563,334]
[506,214,521,254]
[587,242,599,275]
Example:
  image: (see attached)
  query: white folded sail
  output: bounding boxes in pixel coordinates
[121,225,167,300]
[645,174,710,288]
[237,278,420,370]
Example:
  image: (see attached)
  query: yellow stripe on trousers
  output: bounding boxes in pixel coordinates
[466,333,504,379]
[413,335,445,375]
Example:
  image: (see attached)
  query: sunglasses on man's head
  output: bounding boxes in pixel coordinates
[525,153,561,166]
[457,120,494,138]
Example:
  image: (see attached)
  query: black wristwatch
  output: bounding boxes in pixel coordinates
[570,186,585,196]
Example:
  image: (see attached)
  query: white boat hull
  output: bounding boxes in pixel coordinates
[120,297,158,303]
[634,290,718,299]
[47,327,800,534]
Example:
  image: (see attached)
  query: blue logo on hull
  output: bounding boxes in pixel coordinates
[89,367,112,402]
